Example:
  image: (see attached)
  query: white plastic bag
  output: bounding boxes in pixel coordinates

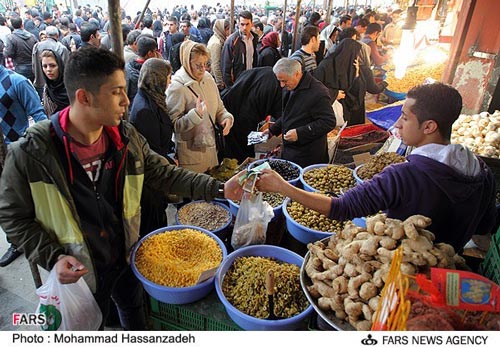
[36,269,102,331]
[332,100,345,126]
[231,192,274,250]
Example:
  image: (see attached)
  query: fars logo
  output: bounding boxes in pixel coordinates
[12,313,47,326]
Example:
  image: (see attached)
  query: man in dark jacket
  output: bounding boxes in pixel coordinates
[221,10,259,87]
[0,47,243,329]
[258,83,497,253]
[125,35,158,105]
[3,16,37,81]
[266,58,336,167]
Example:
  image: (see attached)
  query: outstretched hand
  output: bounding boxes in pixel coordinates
[224,170,246,201]
[256,169,288,195]
[54,255,88,284]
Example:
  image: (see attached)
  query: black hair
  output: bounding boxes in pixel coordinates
[10,16,22,29]
[0,16,6,26]
[407,83,463,140]
[80,22,99,42]
[365,23,382,35]
[166,16,178,24]
[300,26,319,46]
[357,18,369,28]
[339,15,351,25]
[309,12,321,24]
[239,10,253,21]
[339,27,358,41]
[136,36,157,57]
[143,16,153,28]
[64,47,125,103]
[253,21,263,32]
[121,24,131,42]
[126,29,141,45]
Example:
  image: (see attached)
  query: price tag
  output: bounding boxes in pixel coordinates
[353,152,372,167]
[196,267,218,285]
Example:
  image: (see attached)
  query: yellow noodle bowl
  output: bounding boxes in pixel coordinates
[135,229,223,287]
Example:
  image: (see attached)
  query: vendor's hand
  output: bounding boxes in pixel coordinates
[256,169,288,195]
[284,129,298,142]
[195,97,206,118]
[262,129,271,137]
[337,90,346,100]
[54,255,88,284]
[224,170,246,201]
[220,118,233,136]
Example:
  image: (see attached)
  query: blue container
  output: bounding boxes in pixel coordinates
[283,197,334,244]
[248,158,302,186]
[131,225,227,304]
[175,200,232,236]
[300,164,354,193]
[384,88,407,101]
[227,198,283,222]
[353,164,365,185]
[215,245,313,330]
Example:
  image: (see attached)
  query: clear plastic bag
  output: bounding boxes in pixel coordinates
[192,102,215,149]
[231,192,274,250]
[36,269,102,331]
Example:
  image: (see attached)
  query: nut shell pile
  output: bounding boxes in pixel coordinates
[303,165,355,194]
[304,213,466,330]
[451,111,500,158]
[357,153,405,180]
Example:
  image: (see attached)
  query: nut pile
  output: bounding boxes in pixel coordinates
[287,200,345,233]
[222,256,309,319]
[385,63,445,93]
[451,111,500,158]
[177,202,230,231]
[263,159,300,181]
[305,214,466,330]
[303,165,355,194]
[357,153,405,180]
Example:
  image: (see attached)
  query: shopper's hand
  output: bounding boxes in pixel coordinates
[195,97,206,118]
[284,129,298,142]
[220,118,233,135]
[224,170,246,201]
[54,255,88,284]
[256,169,288,195]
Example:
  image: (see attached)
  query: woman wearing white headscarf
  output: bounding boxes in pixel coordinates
[207,19,229,90]
[167,41,234,173]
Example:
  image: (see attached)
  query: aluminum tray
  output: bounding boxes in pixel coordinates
[300,237,356,331]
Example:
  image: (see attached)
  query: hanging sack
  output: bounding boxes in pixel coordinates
[36,268,102,331]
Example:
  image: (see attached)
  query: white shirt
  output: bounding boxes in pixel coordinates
[241,31,254,70]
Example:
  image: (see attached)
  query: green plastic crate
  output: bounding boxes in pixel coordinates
[480,227,500,285]
[149,291,240,331]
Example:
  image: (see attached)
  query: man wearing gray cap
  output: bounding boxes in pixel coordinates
[31,25,69,97]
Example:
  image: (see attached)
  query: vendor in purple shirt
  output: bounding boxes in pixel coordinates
[257,83,497,252]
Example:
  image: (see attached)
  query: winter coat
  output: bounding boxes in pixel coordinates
[207,19,227,89]
[125,59,143,104]
[0,111,223,293]
[4,29,37,77]
[257,46,281,67]
[269,72,336,167]
[221,30,258,87]
[221,67,282,162]
[167,67,233,173]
